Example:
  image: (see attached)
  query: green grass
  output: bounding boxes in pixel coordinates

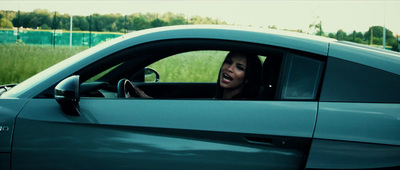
[0,45,88,84]
[0,45,226,85]
[148,50,227,82]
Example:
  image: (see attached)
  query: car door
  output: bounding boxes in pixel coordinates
[11,41,324,169]
[12,98,316,169]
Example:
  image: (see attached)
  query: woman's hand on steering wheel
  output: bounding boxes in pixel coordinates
[117,78,152,98]
[131,85,152,98]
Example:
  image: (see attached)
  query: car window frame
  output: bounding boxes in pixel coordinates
[63,39,327,101]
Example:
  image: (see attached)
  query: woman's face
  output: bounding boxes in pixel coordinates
[219,54,247,89]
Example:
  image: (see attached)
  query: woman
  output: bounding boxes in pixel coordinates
[215,51,262,99]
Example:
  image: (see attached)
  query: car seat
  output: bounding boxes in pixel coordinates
[259,54,283,100]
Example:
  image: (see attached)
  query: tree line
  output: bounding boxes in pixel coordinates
[0,9,398,51]
[307,21,398,51]
[0,9,226,32]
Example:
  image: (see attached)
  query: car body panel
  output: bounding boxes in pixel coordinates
[306,103,400,169]
[0,99,28,170]
[329,41,400,75]
[306,39,400,169]
[12,98,317,169]
[314,102,400,146]
[0,98,29,152]
[320,56,400,103]
[0,153,11,170]
[306,139,400,169]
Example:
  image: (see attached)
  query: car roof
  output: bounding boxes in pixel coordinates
[329,40,400,75]
[120,25,336,55]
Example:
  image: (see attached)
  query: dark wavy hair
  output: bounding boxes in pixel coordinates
[215,51,262,99]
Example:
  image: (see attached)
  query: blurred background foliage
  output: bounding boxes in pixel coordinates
[0,9,225,32]
[1,9,398,51]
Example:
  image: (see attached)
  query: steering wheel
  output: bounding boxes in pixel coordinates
[117,78,140,98]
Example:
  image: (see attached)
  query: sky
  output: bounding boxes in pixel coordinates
[1,0,400,35]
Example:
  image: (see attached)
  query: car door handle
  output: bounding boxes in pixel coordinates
[244,136,274,146]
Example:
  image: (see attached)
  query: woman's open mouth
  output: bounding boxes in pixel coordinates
[222,73,233,83]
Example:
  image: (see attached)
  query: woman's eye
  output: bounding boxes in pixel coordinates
[224,59,232,65]
[237,65,245,71]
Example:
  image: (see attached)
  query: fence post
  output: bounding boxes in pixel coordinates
[17,10,20,43]
[89,15,92,48]
[70,15,73,49]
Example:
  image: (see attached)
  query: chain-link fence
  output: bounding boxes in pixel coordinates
[0,29,123,47]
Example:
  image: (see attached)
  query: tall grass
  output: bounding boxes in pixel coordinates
[148,51,227,82]
[0,45,88,84]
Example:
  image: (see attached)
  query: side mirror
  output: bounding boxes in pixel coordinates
[131,67,160,83]
[144,68,159,82]
[55,75,80,116]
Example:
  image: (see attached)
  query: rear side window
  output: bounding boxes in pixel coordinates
[320,57,400,103]
[276,53,324,100]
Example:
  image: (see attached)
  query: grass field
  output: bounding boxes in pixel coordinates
[148,51,227,82]
[0,45,88,84]
[0,44,227,85]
